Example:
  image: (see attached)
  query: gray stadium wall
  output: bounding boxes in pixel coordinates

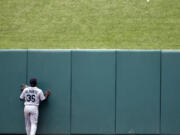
[0,49,179,135]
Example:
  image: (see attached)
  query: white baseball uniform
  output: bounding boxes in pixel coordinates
[20,86,46,135]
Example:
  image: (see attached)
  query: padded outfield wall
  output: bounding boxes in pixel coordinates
[0,50,179,134]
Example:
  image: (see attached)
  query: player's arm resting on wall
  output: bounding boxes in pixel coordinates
[40,90,51,101]
[20,84,28,101]
[19,88,26,101]
[20,84,28,92]
[44,90,51,99]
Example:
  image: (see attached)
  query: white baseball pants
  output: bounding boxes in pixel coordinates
[24,105,39,135]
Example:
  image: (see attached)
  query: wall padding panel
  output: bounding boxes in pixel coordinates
[116,50,160,134]
[27,50,71,134]
[71,50,115,134]
[161,51,180,134]
[0,50,27,133]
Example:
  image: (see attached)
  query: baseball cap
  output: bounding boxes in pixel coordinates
[30,78,37,85]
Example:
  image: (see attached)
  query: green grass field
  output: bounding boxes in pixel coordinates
[0,0,180,49]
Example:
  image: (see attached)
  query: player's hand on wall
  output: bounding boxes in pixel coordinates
[45,90,51,98]
[20,84,27,92]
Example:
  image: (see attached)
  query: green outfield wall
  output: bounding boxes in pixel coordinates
[161,51,180,134]
[0,50,179,135]
[116,50,160,134]
[71,50,115,134]
[0,50,26,133]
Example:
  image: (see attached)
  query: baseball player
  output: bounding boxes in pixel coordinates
[20,78,51,135]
